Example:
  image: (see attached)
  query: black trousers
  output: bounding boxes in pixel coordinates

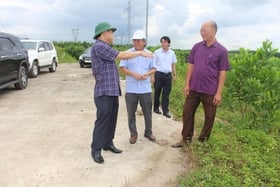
[153,71,172,113]
[91,95,119,155]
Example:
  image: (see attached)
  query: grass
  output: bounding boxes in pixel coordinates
[176,119,280,187]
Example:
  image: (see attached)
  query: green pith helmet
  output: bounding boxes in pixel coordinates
[93,22,117,39]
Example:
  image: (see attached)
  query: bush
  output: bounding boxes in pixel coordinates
[53,41,92,63]
[224,40,280,133]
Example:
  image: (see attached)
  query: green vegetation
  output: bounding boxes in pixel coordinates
[53,41,92,63]
[53,40,280,186]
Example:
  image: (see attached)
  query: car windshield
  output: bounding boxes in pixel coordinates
[22,42,37,50]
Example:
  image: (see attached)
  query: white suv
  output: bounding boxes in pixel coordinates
[21,39,58,78]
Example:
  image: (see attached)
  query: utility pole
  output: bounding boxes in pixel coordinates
[127,0,131,44]
[145,0,149,44]
[72,27,79,41]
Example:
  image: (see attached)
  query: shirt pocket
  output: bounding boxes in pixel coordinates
[207,54,220,69]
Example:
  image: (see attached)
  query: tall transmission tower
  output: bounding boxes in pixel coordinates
[72,27,79,41]
[127,0,131,44]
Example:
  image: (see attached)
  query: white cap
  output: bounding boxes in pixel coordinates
[131,30,146,40]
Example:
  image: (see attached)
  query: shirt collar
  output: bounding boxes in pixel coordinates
[159,47,170,53]
[131,48,148,52]
[202,40,218,48]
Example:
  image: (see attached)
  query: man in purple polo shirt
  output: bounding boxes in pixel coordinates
[90,22,153,164]
[172,20,230,148]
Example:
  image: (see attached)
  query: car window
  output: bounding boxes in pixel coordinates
[22,41,37,50]
[0,38,14,51]
[38,42,45,51]
[44,42,51,51]
[46,42,54,51]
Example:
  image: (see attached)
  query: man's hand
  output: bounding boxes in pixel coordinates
[183,85,190,97]
[133,73,145,80]
[141,52,153,58]
[213,93,222,106]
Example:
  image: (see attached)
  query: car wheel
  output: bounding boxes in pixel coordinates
[14,66,28,89]
[29,62,39,78]
[49,59,57,72]
[80,62,84,68]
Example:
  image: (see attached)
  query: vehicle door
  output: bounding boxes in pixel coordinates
[44,42,54,65]
[0,37,18,84]
[37,41,49,66]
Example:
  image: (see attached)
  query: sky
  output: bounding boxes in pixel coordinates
[1,0,279,50]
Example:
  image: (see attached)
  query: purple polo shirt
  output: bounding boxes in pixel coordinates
[91,39,120,97]
[187,41,230,95]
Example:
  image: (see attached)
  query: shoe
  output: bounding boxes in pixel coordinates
[129,135,137,144]
[198,137,208,143]
[171,139,191,148]
[163,112,171,118]
[171,142,182,148]
[103,145,123,154]
[153,109,162,114]
[93,154,104,164]
[144,134,156,142]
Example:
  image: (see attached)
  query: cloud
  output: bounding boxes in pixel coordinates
[1,0,279,50]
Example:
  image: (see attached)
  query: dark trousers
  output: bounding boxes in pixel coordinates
[125,93,153,137]
[182,90,217,141]
[153,71,172,113]
[91,95,119,155]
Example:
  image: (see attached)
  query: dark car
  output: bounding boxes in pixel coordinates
[78,47,91,68]
[0,32,29,90]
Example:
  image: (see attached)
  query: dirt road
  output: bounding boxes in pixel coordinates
[0,63,189,187]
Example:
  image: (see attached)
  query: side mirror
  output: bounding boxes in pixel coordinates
[38,47,45,52]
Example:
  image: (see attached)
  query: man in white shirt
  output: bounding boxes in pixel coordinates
[152,36,177,118]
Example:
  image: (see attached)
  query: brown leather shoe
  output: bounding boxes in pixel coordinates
[171,139,191,148]
[129,135,137,144]
[144,134,156,142]
[171,142,183,148]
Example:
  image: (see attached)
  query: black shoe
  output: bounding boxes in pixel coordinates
[154,109,162,114]
[93,154,104,164]
[103,145,123,154]
[163,112,171,118]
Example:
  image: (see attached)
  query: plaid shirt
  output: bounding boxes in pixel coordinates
[91,40,120,97]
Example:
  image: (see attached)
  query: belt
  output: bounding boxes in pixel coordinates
[157,71,171,76]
